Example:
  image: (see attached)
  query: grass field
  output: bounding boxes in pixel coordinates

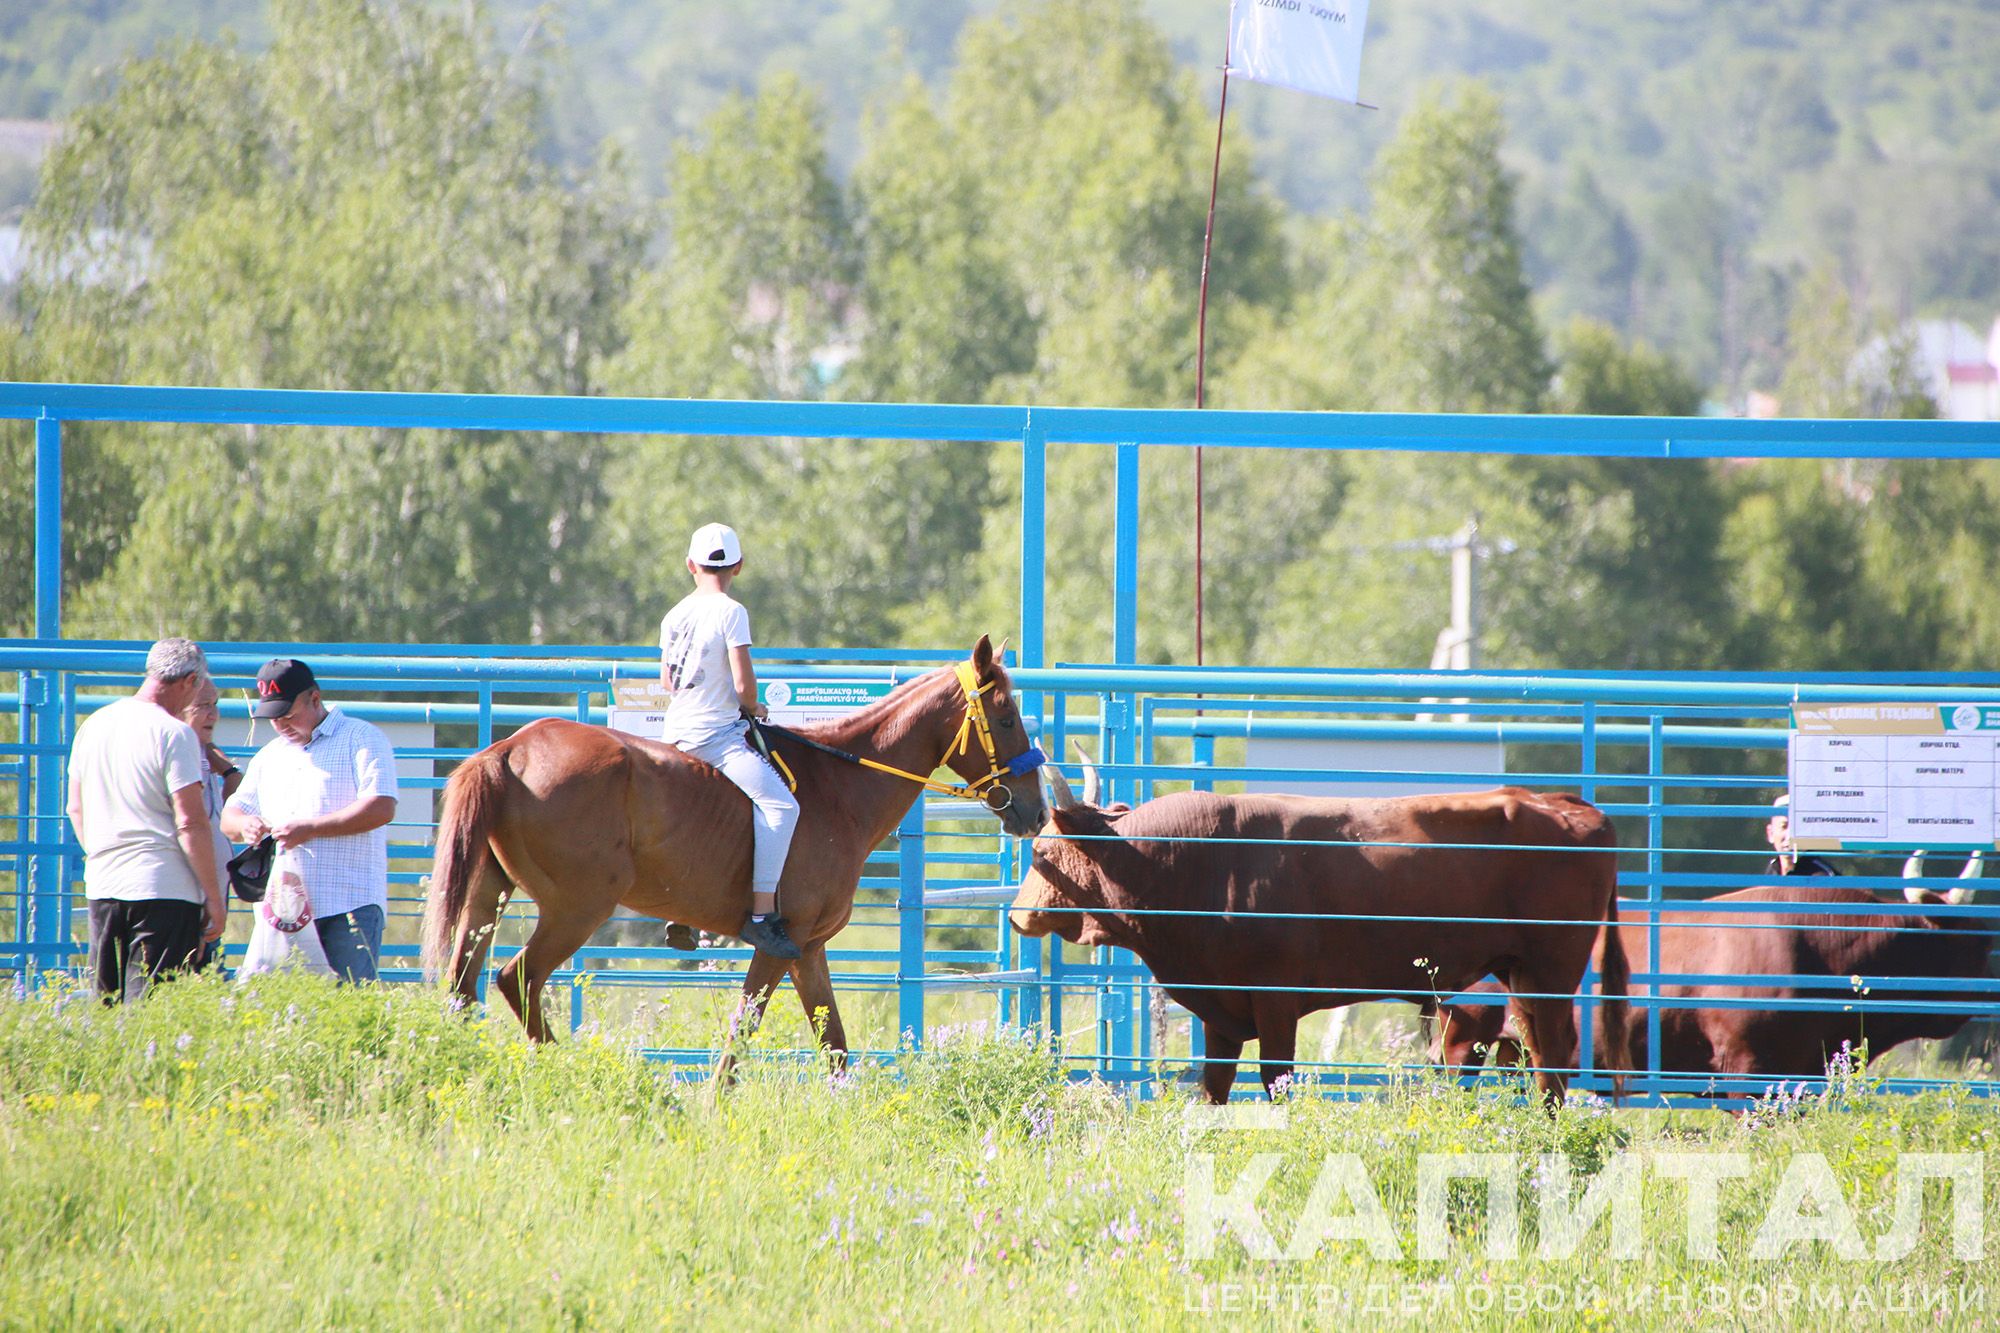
[2,971,1995,1331]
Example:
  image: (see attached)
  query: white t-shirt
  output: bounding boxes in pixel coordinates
[659,590,753,747]
[69,696,207,904]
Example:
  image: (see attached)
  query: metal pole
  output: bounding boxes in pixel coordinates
[30,413,64,973]
[1113,442,1140,667]
[1450,519,1478,670]
[1018,422,1049,1037]
[896,802,926,1049]
[1646,715,1665,1097]
[1108,442,1143,1078]
[1020,423,1047,678]
[35,414,61,639]
[1193,28,1233,667]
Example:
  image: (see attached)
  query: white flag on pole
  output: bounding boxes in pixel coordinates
[1227,0,1372,105]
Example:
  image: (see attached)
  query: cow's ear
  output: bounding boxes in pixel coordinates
[1044,805,1077,835]
[971,633,995,677]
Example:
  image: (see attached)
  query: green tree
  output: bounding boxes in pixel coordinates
[1549,317,1703,417]
[1526,166,1640,332]
[843,77,1034,406]
[1344,81,1549,414]
[904,0,1297,664]
[608,76,852,403]
[596,78,1000,651]
[19,0,641,643]
[1778,264,1865,418]
[1779,264,1939,420]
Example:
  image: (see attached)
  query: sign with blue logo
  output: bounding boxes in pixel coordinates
[1789,703,2000,850]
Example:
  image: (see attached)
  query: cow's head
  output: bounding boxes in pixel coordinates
[1009,747,1134,948]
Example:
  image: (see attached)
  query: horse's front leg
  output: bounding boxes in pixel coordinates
[709,949,792,1100]
[789,945,848,1072]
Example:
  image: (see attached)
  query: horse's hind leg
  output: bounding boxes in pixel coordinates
[445,858,512,1012]
[790,945,848,1071]
[496,901,614,1043]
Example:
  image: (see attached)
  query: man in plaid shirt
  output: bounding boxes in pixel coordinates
[223,659,399,982]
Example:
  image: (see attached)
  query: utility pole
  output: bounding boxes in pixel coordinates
[1434,517,1481,673]
[1416,517,1515,723]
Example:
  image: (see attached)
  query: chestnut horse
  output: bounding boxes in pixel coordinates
[420,636,1045,1078]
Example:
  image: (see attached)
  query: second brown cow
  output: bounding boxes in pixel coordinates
[1432,877,1993,1091]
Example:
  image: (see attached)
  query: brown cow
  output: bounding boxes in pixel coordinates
[1432,875,1993,1090]
[1009,775,1632,1106]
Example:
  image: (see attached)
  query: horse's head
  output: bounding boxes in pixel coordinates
[938,634,1048,838]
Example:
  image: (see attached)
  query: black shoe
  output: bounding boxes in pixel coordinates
[740,915,802,961]
[664,922,698,951]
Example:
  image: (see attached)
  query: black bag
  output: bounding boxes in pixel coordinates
[226,836,276,903]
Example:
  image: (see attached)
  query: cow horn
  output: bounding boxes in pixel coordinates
[1073,741,1101,808]
[1045,765,1080,811]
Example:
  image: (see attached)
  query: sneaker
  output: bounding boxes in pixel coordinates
[740,914,802,961]
[664,922,698,951]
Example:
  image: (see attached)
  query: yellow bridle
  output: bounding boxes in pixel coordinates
[757,661,1044,812]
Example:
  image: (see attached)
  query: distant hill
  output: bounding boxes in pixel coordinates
[5,0,1997,391]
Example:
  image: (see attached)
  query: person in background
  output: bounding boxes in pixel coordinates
[1766,793,1984,885]
[223,659,399,982]
[1765,794,1840,877]
[179,675,242,972]
[65,637,226,1002]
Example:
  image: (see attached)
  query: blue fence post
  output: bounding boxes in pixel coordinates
[35,414,60,642]
[1103,441,1142,1080]
[897,801,926,1050]
[28,415,64,979]
[1020,423,1046,682]
[27,670,63,977]
[1019,424,1050,1043]
[1113,442,1139,665]
[1577,700,1598,1088]
[1646,715,1665,1098]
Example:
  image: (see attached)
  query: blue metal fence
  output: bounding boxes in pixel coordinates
[6,382,2000,1106]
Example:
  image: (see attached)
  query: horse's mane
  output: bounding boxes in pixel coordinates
[799,658,1011,752]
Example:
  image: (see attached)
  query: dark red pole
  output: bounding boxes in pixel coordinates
[1194,34,1231,668]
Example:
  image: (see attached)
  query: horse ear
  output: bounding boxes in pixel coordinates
[971,634,995,676]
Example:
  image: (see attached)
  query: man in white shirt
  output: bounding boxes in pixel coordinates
[223,659,400,982]
[65,637,226,1002]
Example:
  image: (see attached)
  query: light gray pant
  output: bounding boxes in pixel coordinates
[673,725,800,897]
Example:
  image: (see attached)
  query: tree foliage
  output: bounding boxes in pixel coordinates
[4,0,1996,683]
[15,0,640,642]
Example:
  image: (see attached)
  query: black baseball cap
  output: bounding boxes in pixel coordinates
[250,658,318,718]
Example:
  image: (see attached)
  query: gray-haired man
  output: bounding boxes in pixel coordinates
[65,637,227,1002]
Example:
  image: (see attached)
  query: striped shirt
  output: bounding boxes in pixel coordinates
[226,708,399,919]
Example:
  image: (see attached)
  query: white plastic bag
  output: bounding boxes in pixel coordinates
[237,868,335,978]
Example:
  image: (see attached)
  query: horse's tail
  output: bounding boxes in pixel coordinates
[1593,888,1635,1098]
[421,746,508,985]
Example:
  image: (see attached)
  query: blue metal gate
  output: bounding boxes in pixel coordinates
[7,382,2000,1104]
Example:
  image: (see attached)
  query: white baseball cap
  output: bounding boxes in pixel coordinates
[687,522,742,568]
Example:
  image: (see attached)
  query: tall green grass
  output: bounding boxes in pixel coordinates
[2,972,1994,1330]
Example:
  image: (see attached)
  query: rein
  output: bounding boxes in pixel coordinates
[754,661,1046,812]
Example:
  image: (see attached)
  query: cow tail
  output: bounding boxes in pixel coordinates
[1593,893,1635,1097]
[421,749,507,985]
